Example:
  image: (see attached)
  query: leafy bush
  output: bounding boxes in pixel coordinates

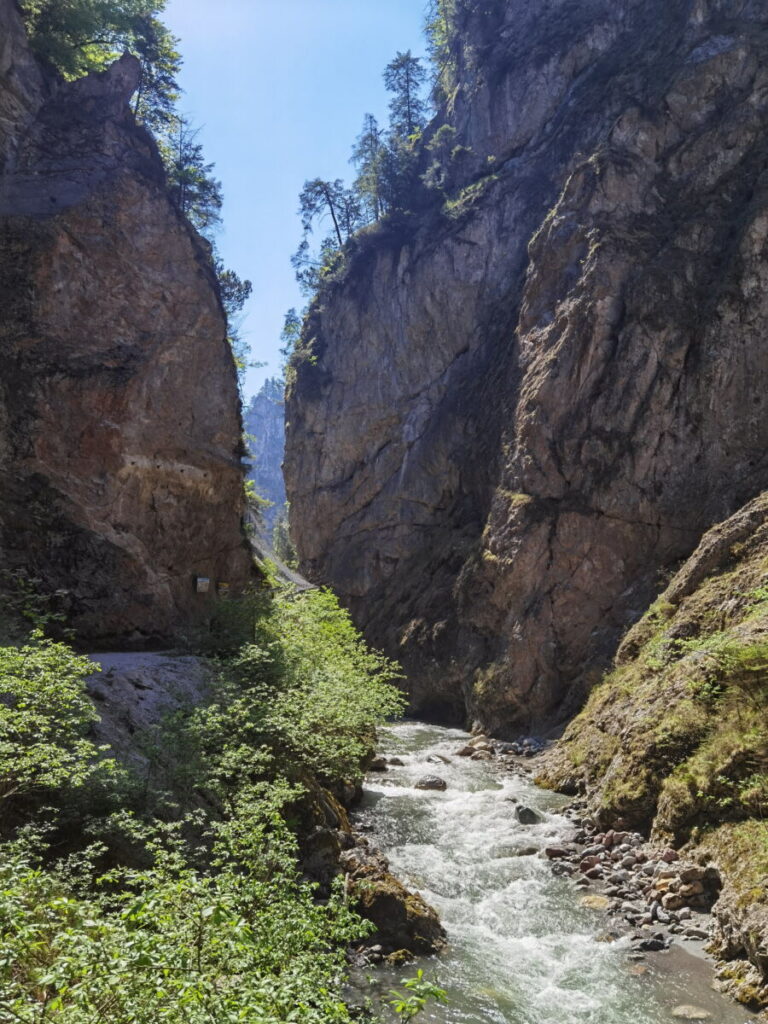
[0,796,365,1023]
[0,585,406,1020]
[0,633,118,815]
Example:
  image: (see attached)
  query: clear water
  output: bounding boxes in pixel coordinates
[354,722,753,1024]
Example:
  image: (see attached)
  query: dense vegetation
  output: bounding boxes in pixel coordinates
[18,0,252,385]
[0,588,407,1021]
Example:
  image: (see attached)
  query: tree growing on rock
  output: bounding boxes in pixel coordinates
[164,116,223,234]
[384,50,428,141]
[291,179,362,295]
[351,113,386,222]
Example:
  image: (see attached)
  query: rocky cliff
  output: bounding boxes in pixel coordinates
[244,378,286,534]
[0,0,252,645]
[285,0,768,731]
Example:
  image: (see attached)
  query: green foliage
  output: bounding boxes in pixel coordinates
[291,48,431,298]
[0,633,117,813]
[383,51,428,141]
[0,803,364,1023]
[20,0,162,78]
[216,260,253,385]
[351,113,387,222]
[424,0,459,100]
[130,14,181,133]
[0,570,71,643]
[257,590,405,783]
[292,180,362,296]
[279,309,303,375]
[389,970,448,1022]
[162,117,223,233]
[272,504,298,569]
[0,583,407,1020]
[180,589,405,793]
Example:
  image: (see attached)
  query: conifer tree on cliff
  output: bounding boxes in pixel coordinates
[291,179,362,294]
[351,113,386,222]
[384,50,428,140]
[381,51,428,211]
[164,116,223,234]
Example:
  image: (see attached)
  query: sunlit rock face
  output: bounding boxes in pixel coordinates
[285,0,768,732]
[0,0,252,646]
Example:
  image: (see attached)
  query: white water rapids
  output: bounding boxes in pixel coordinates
[353,722,752,1024]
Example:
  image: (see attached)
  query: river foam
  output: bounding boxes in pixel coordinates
[355,722,751,1024]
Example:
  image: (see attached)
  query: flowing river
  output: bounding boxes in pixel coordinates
[354,722,752,1024]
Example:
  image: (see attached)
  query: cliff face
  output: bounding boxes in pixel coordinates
[285,0,768,730]
[0,0,252,645]
[244,379,286,534]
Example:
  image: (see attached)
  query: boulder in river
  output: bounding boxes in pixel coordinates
[671,1007,712,1020]
[415,775,448,791]
[341,844,446,956]
[515,805,542,825]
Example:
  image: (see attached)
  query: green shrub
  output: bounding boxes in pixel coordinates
[0,585,406,1020]
[0,633,118,817]
[0,796,365,1023]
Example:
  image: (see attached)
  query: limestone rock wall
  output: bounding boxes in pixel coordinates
[244,378,286,534]
[285,0,768,731]
[0,0,252,645]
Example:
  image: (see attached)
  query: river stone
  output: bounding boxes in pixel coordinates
[544,845,570,859]
[671,1007,712,1020]
[388,757,404,766]
[515,805,542,825]
[369,756,388,771]
[580,894,610,910]
[415,775,447,791]
[427,753,451,765]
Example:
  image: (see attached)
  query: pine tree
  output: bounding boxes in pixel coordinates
[292,179,362,295]
[297,178,347,248]
[164,117,223,235]
[383,50,428,141]
[215,259,253,384]
[279,309,302,372]
[351,114,386,222]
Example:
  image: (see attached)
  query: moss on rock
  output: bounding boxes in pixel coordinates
[539,493,768,1004]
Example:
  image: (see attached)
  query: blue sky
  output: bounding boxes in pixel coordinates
[163,0,428,404]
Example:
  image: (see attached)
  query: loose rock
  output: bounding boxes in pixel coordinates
[414,775,447,791]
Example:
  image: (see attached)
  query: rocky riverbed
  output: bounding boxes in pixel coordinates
[352,722,757,1024]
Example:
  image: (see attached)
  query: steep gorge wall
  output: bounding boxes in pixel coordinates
[244,379,286,534]
[0,0,252,645]
[285,0,768,731]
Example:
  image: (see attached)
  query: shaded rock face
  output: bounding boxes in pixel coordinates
[0,0,252,645]
[285,0,768,731]
[244,378,286,533]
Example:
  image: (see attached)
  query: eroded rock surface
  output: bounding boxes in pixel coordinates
[0,0,252,645]
[285,0,768,731]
